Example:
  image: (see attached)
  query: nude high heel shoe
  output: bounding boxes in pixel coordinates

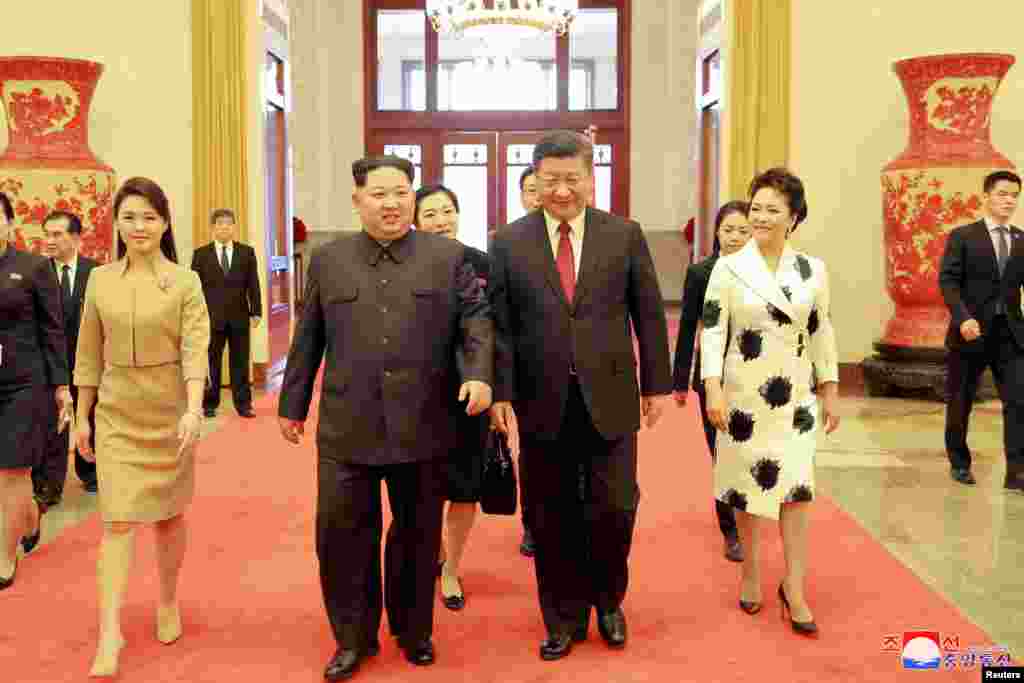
[89,529,135,677]
[157,604,182,644]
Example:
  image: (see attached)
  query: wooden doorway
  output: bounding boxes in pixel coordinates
[263,50,292,380]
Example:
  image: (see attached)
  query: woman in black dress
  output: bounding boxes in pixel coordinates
[671,200,751,562]
[0,191,71,589]
[414,184,488,612]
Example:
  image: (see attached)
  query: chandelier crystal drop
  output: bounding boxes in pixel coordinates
[426,0,578,38]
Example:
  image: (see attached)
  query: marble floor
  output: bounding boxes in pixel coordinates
[19,389,1023,659]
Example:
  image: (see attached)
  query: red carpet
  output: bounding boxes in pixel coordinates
[2,383,1006,682]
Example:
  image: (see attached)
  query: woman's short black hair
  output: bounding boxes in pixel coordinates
[748,167,808,232]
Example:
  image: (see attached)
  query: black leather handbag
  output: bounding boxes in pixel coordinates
[479,429,517,515]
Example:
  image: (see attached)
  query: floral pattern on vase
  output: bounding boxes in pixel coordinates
[0,57,116,262]
[880,53,1015,350]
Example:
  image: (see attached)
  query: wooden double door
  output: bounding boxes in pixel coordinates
[368,130,624,252]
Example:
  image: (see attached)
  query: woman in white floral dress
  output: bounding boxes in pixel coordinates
[701,168,840,637]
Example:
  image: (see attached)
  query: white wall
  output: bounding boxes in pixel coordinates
[630,0,701,298]
[1,0,193,254]
[290,0,365,236]
[789,0,1024,362]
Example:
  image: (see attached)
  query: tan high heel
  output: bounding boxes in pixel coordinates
[88,634,125,677]
[90,527,135,677]
[156,604,182,644]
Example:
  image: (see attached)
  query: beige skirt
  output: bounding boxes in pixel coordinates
[94,362,195,522]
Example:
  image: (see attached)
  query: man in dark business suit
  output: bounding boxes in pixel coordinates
[489,131,672,660]
[191,209,262,418]
[277,156,494,681]
[32,211,99,506]
[939,169,1024,492]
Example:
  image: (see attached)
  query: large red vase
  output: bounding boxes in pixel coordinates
[0,57,115,262]
[880,53,1015,354]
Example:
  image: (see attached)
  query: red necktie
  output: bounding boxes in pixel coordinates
[556,222,576,302]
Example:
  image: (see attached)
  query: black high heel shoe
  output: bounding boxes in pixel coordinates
[21,499,44,555]
[739,598,762,615]
[0,558,17,591]
[778,584,818,637]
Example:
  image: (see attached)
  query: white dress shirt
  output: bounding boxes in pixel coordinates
[216,240,234,271]
[543,209,585,277]
[54,253,79,298]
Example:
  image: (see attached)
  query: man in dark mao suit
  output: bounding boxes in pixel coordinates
[278,156,494,681]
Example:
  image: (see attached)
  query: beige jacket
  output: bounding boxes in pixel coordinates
[74,258,210,387]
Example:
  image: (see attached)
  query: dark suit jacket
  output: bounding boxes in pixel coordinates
[489,208,672,441]
[190,241,262,330]
[278,230,494,465]
[939,219,1024,351]
[673,254,717,392]
[54,255,98,372]
[0,248,69,390]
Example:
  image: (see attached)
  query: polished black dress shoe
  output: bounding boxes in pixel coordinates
[83,479,99,494]
[539,634,573,661]
[0,559,16,591]
[778,584,818,637]
[238,407,256,418]
[519,529,535,557]
[724,537,744,562]
[203,408,217,418]
[324,648,361,681]
[1005,466,1024,493]
[401,639,435,666]
[597,609,627,648]
[573,606,591,642]
[951,467,976,485]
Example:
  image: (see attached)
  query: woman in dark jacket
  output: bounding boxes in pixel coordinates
[414,184,488,612]
[0,191,71,589]
[671,200,750,562]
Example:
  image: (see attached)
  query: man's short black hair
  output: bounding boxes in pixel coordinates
[983,170,1022,194]
[352,155,415,187]
[211,208,237,224]
[44,210,83,235]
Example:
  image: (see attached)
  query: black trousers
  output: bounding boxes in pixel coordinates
[204,321,252,411]
[316,457,446,651]
[32,385,96,495]
[521,377,638,638]
[695,382,737,540]
[945,315,1024,470]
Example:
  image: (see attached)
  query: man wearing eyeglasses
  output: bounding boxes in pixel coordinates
[488,130,671,661]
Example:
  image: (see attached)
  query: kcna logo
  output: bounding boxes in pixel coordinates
[901,631,942,670]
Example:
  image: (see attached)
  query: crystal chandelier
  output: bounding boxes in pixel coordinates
[426,0,578,39]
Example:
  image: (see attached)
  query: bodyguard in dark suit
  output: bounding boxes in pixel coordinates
[190,209,262,418]
[939,170,1024,491]
[671,200,750,562]
[489,131,672,660]
[278,156,494,681]
[31,211,100,506]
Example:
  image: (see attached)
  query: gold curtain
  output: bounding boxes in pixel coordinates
[192,0,250,247]
[725,0,791,201]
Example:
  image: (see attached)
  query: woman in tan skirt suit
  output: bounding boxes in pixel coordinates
[73,177,210,677]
